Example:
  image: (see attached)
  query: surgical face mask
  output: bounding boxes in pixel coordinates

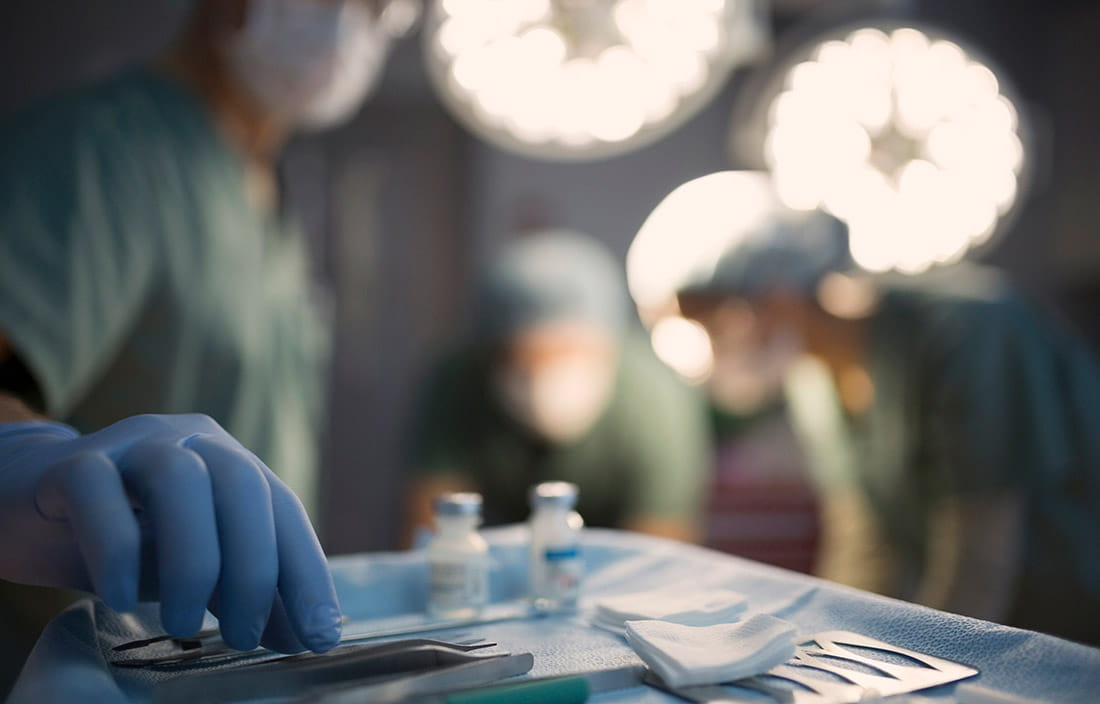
[224,0,388,130]
[495,358,616,444]
[709,323,804,414]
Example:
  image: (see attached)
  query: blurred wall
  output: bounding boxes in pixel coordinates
[0,0,184,113]
[1049,2,1100,285]
[467,79,743,262]
[300,96,473,553]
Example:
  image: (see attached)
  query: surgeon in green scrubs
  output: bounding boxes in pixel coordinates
[405,230,711,543]
[677,207,1100,645]
[0,0,401,691]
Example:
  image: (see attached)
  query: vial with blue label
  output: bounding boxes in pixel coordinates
[528,481,584,613]
[427,492,489,619]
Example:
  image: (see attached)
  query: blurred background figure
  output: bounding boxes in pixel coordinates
[404,229,711,543]
[0,0,410,693]
[668,176,1100,645]
[701,386,820,574]
[627,171,823,573]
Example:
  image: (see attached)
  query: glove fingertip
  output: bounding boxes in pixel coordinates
[258,600,309,654]
[100,574,139,615]
[301,603,343,653]
[219,621,263,653]
[259,625,308,655]
[160,604,208,639]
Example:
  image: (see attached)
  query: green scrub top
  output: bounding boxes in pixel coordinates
[787,265,1100,643]
[410,333,711,528]
[0,67,330,515]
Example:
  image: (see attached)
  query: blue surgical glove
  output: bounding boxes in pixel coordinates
[0,414,342,653]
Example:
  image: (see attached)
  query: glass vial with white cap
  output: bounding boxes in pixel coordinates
[528,481,584,613]
[427,492,489,619]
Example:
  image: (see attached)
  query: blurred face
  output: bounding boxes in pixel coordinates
[680,293,805,414]
[494,322,618,444]
[219,0,393,129]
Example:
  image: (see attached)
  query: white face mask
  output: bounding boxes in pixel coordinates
[709,324,803,414]
[224,0,389,130]
[495,359,616,444]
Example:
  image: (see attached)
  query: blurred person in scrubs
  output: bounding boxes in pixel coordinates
[0,0,404,690]
[703,392,820,575]
[405,230,711,543]
[675,203,1100,645]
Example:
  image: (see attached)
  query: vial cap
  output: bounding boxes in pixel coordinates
[529,481,578,509]
[433,492,483,517]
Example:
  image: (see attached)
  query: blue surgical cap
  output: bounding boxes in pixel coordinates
[477,229,629,340]
[680,209,851,299]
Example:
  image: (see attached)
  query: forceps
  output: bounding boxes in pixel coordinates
[149,640,534,704]
[110,633,493,670]
[111,605,533,669]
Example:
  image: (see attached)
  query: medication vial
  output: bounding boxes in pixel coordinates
[427,492,489,618]
[528,481,584,613]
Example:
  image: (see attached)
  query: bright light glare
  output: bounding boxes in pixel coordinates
[427,0,762,159]
[651,316,714,382]
[627,171,779,319]
[764,26,1027,273]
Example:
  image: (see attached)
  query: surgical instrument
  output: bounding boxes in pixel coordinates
[152,642,533,704]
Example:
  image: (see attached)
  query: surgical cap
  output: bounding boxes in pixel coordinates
[477,229,629,340]
[679,209,851,299]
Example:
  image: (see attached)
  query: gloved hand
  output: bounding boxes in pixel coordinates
[0,414,342,653]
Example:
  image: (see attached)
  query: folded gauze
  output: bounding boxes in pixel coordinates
[625,612,797,688]
[592,587,749,633]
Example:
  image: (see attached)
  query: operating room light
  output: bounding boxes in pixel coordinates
[627,171,779,320]
[650,315,715,383]
[627,171,779,381]
[762,26,1028,274]
[424,0,767,160]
